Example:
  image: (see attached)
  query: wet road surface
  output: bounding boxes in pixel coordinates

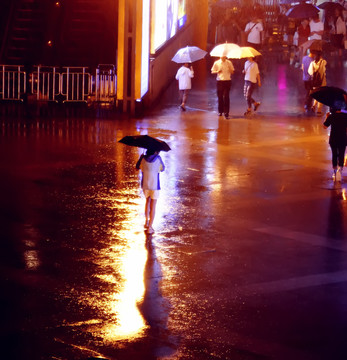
[1,53,347,360]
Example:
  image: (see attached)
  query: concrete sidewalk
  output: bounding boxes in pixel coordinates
[1,56,347,360]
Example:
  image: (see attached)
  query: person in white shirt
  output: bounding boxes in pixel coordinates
[211,55,235,119]
[308,51,327,115]
[244,16,263,50]
[243,57,261,116]
[309,14,324,40]
[136,149,165,234]
[175,63,194,111]
[331,8,346,57]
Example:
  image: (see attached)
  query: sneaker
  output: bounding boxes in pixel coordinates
[224,113,229,119]
[244,109,252,116]
[180,104,186,111]
[253,102,261,111]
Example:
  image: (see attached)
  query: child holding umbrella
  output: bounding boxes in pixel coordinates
[136,148,165,234]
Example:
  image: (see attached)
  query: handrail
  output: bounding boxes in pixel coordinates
[0,64,117,104]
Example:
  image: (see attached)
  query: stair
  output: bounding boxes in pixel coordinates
[2,0,47,65]
[58,0,117,68]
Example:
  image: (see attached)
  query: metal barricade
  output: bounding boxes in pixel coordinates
[95,64,116,103]
[60,67,91,102]
[0,65,26,101]
[0,64,117,108]
[31,66,60,101]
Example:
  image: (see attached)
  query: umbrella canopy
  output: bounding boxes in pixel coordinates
[286,3,320,18]
[318,2,345,11]
[311,86,347,109]
[119,135,171,152]
[299,39,323,54]
[210,43,242,58]
[239,46,262,58]
[171,46,207,63]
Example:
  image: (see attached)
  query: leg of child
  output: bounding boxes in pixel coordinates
[148,198,157,233]
[145,197,151,227]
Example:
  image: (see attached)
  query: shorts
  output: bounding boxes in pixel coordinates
[143,189,160,199]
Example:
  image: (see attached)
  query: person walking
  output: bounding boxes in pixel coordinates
[211,55,235,119]
[175,63,194,111]
[309,14,324,40]
[323,107,347,181]
[331,8,346,58]
[243,56,261,116]
[308,51,327,115]
[244,16,263,50]
[136,149,165,234]
[296,19,310,64]
[301,49,314,113]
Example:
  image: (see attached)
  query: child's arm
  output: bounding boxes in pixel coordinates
[159,156,165,172]
[136,155,144,170]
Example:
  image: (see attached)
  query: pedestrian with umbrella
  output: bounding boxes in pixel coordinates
[119,135,170,234]
[175,63,194,111]
[323,106,347,182]
[308,51,327,115]
[172,46,207,111]
[311,86,347,181]
[136,149,165,234]
[243,56,261,116]
[210,43,236,119]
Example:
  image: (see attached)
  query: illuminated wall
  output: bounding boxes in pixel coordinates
[146,0,208,107]
[150,0,187,54]
[117,0,207,112]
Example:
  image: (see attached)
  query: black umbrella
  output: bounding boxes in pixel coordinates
[311,86,347,109]
[318,2,345,12]
[118,135,171,152]
[286,3,320,18]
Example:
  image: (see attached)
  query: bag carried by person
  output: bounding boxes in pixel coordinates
[241,23,257,45]
[311,61,322,88]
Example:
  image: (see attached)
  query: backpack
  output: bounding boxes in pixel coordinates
[311,61,322,88]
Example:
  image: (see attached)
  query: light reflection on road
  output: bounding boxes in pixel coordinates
[95,194,149,341]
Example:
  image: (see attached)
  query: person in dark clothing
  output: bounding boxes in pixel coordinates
[323,106,347,181]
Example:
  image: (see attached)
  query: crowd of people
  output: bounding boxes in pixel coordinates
[173,2,347,189]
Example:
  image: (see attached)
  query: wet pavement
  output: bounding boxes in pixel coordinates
[1,52,347,360]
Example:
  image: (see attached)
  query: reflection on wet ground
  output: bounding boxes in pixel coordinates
[1,55,347,359]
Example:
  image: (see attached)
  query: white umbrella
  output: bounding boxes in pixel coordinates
[171,46,207,63]
[210,43,242,58]
[239,47,262,58]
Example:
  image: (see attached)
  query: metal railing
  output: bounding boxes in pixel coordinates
[60,67,91,102]
[0,65,26,101]
[31,66,60,101]
[95,64,116,103]
[0,64,117,105]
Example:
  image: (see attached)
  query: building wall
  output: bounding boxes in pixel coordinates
[145,0,209,107]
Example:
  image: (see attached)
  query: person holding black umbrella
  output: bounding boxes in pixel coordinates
[136,149,165,234]
[323,105,347,181]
